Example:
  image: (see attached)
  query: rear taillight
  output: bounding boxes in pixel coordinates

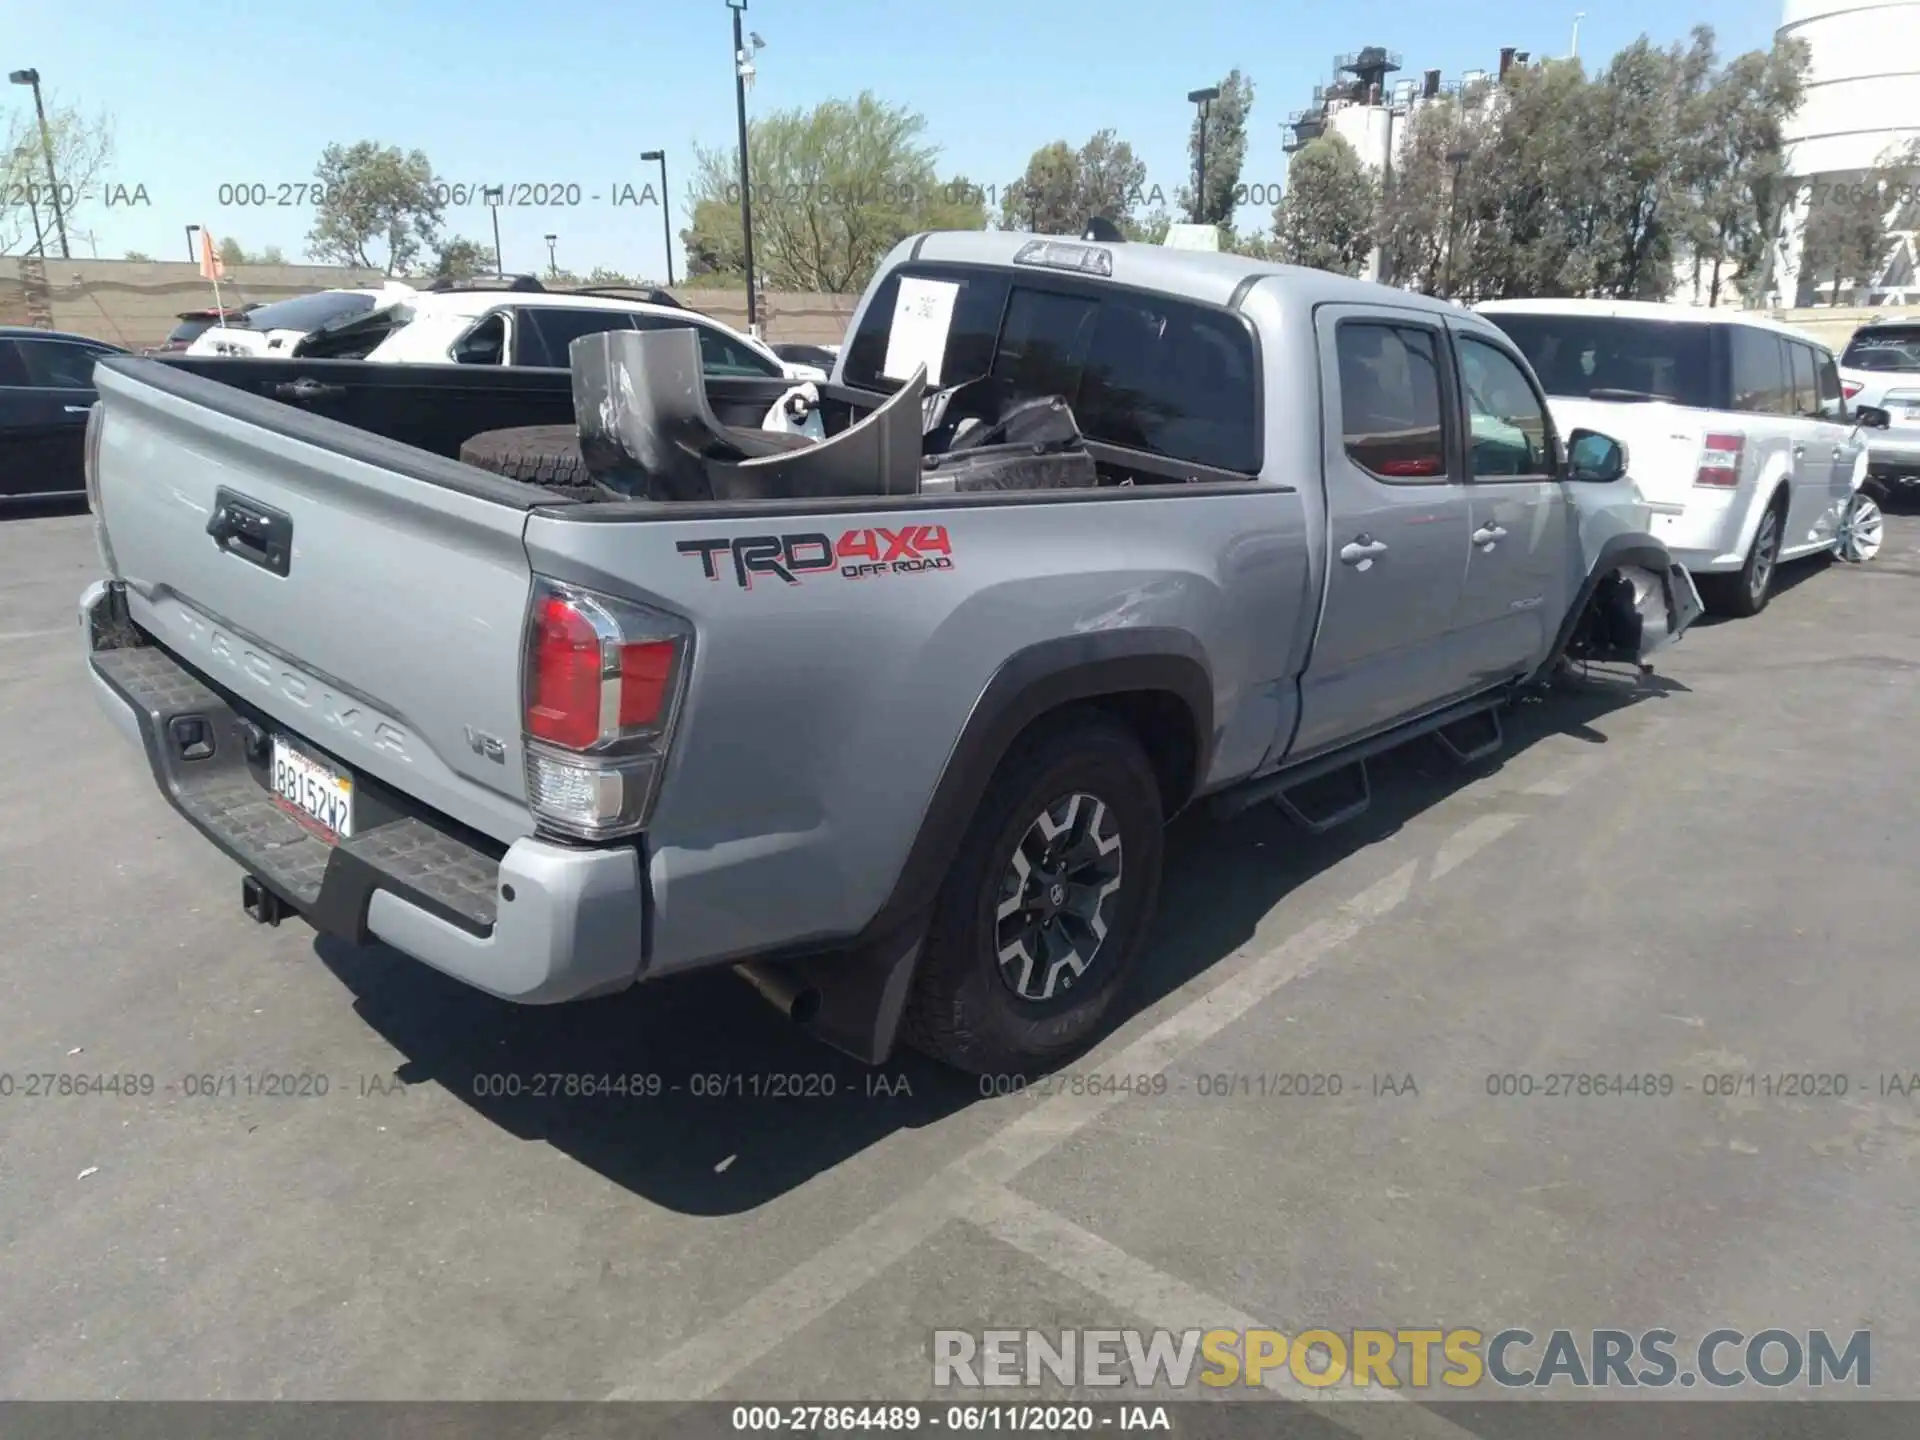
[83,401,117,572]
[521,579,689,841]
[1841,380,1863,400]
[1695,432,1744,488]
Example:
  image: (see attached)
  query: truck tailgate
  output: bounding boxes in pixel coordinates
[90,358,539,845]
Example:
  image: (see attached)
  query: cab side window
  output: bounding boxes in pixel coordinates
[1457,335,1553,478]
[1335,321,1447,480]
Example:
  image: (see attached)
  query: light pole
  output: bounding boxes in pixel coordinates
[544,233,558,278]
[1187,85,1221,225]
[9,69,70,259]
[484,186,504,273]
[727,0,764,334]
[641,149,675,286]
[1441,147,1470,299]
[1570,11,1585,59]
[185,224,201,264]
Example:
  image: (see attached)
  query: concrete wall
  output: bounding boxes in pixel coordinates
[1,258,859,350]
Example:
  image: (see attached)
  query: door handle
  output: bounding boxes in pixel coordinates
[270,377,347,403]
[1473,523,1508,547]
[1340,536,1389,566]
[1792,444,1806,459]
[64,404,92,414]
[206,487,294,577]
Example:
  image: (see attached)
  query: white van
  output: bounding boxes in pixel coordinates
[1478,299,1879,616]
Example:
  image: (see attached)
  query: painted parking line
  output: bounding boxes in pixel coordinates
[607,716,1644,1403]
[966,1183,1482,1438]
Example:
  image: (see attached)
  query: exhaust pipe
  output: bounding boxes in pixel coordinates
[734,961,822,1025]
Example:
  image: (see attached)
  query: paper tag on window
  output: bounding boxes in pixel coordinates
[882,276,960,388]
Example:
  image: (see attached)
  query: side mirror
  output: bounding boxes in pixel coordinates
[1566,427,1628,483]
[1855,405,1891,431]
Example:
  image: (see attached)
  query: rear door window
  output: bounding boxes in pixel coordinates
[1787,342,1818,419]
[1335,321,1448,480]
[1730,327,1790,415]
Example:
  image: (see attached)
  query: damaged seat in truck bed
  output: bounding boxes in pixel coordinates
[570,327,928,502]
[458,327,1104,502]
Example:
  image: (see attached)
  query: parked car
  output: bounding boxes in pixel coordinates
[0,327,127,501]
[80,232,1701,1073]
[1836,316,1920,503]
[184,285,416,359]
[1479,299,1879,615]
[290,276,807,381]
[145,306,257,356]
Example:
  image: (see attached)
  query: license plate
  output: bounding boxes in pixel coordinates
[270,736,354,839]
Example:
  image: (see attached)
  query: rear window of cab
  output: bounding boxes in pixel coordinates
[843,263,1261,475]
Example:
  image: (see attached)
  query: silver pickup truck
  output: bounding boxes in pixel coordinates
[79,231,1701,1073]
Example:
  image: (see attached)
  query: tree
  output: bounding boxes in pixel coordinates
[681,92,986,294]
[1,98,114,256]
[218,236,250,266]
[1682,36,1810,305]
[1001,130,1153,237]
[586,265,642,286]
[124,249,152,262]
[1185,70,1255,227]
[306,141,444,275]
[1377,100,1490,294]
[259,244,287,264]
[1273,134,1377,275]
[431,236,494,280]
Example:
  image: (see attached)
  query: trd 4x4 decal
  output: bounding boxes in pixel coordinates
[677,526,954,589]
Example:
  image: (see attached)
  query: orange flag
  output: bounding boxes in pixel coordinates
[198,228,225,281]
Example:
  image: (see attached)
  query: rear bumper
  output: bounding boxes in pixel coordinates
[81,580,645,1003]
[1649,490,1747,573]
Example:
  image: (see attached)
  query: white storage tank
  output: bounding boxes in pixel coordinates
[1778,0,1920,176]
[1773,0,1920,303]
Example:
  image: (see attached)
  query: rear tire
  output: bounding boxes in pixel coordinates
[1698,495,1785,618]
[902,712,1164,1075]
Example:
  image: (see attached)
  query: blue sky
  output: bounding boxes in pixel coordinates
[8,0,1778,281]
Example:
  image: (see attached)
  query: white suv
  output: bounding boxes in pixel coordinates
[1478,299,1877,616]
[1837,317,1920,503]
[294,279,820,381]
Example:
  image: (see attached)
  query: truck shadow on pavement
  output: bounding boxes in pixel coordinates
[314,671,1685,1215]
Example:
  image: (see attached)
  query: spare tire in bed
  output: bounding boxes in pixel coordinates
[460,422,819,496]
[459,425,593,492]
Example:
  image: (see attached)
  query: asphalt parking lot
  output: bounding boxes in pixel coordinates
[4,502,1918,1421]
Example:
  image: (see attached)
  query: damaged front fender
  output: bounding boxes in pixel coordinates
[1537,531,1705,679]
